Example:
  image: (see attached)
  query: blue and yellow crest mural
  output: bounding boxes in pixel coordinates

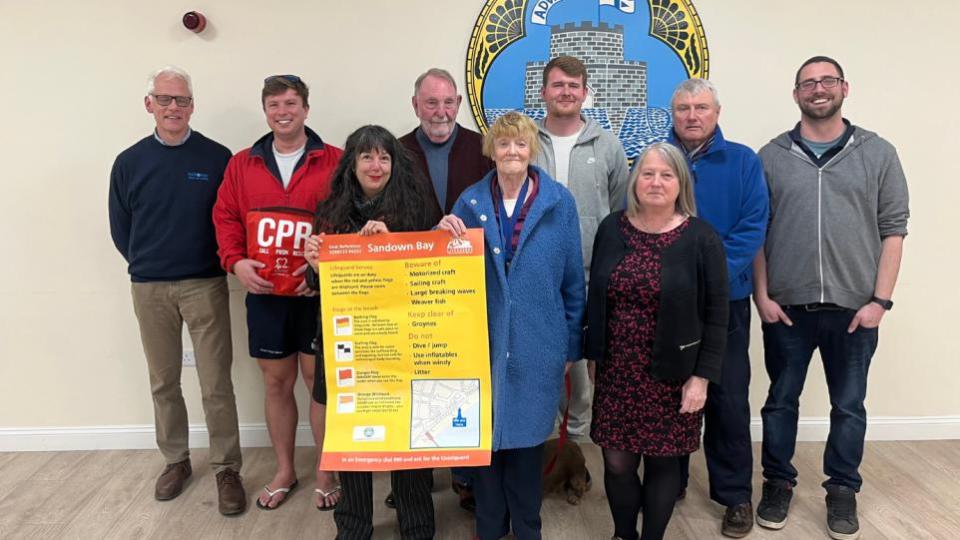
[466,0,709,159]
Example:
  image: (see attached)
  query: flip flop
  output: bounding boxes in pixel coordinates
[315,485,342,511]
[255,479,299,510]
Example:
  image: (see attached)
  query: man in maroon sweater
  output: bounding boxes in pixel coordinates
[399,68,493,215]
[396,68,493,511]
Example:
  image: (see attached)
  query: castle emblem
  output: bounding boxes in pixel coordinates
[466,0,709,159]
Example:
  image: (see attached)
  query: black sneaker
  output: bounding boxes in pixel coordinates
[825,485,859,540]
[756,480,793,529]
[722,502,754,538]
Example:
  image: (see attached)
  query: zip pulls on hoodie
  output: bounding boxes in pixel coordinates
[817,167,823,302]
[791,142,847,303]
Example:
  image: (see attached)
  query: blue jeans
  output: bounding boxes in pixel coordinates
[760,305,878,492]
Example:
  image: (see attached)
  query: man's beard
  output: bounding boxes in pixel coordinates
[800,94,843,120]
[424,119,454,140]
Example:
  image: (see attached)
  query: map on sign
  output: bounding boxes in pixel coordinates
[410,379,481,449]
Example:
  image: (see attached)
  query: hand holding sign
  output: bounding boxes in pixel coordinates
[305,234,324,269]
[301,234,328,297]
[359,220,390,236]
[437,214,468,238]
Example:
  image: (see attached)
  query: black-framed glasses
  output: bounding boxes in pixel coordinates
[264,74,302,84]
[152,94,193,107]
[796,76,844,92]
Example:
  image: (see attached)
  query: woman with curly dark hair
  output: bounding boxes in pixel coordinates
[312,125,439,235]
[304,124,439,539]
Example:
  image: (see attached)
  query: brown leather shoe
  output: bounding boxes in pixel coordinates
[452,479,476,512]
[155,459,192,500]
[722,502,755,538]
[216,468,247,516]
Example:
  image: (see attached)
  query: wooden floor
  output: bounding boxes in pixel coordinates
[0,441,958,539]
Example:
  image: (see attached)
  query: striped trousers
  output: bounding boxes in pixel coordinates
[334,469,435,539]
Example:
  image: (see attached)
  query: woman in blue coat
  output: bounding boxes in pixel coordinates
[438,111,585,540]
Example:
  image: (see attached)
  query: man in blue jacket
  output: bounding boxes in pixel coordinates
[109,66,246,515]
[667,79,769,538]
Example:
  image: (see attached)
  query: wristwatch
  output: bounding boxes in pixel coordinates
[870,296,893,310]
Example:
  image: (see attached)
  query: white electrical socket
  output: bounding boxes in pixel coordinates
[182,350,196,367]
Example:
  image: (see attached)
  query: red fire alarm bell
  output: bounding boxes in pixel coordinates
[182,11,207,33]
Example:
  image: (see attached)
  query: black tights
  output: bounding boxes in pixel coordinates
[602,449,681,540]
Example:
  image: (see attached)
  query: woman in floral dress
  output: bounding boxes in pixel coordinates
[585,142,729,540]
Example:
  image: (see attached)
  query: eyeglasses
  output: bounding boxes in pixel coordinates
[264,74,302,84]
[795,76,844,92]
[152,94,193,107]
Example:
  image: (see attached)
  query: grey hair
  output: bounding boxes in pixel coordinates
[671,78,719,107]
[413,68,458,96]
[627,142,697,218]
[146,65,193,96]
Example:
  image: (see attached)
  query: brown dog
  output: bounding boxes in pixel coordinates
[542,437,592,504]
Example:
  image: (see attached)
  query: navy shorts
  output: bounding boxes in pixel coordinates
[245,294,318,359]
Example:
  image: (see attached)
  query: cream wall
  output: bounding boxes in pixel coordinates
[0,1,956,445]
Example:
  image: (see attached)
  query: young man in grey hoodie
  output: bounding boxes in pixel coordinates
[532,55,629,445]
[753,56,909,540]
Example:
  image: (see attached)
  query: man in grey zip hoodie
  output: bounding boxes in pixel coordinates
[753,56,909,540]
[532,55,629,443]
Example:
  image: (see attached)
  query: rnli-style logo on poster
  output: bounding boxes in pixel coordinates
[466,0,709,159]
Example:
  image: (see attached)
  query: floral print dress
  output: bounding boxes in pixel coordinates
[590,215,702,456]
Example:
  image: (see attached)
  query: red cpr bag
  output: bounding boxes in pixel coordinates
[245,207,314,296]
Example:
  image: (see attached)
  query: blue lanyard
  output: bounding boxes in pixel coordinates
[497,177,530,266]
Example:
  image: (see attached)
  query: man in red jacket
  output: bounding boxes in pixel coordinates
[213,75,343,511]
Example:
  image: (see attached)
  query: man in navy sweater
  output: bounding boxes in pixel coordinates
[109,66,246,515]
[667,79,769,538]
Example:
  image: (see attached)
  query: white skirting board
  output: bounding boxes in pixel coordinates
[1,417,959,452]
